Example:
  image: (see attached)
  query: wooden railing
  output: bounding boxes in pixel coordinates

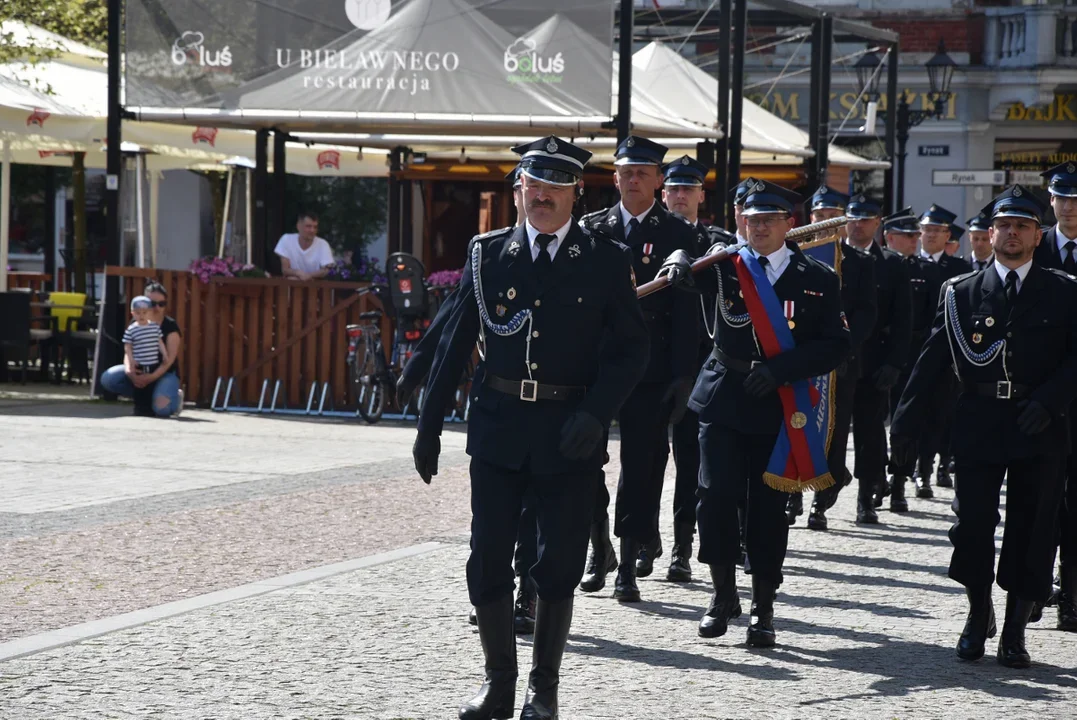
[106,268,392,410]
[5,272,52,294]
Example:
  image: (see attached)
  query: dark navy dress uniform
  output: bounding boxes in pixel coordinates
[686,180,849,645]
[796,189,878,527]
[578,136,699,601]
[891,186,1077,667]
[1031,161,1077,630]
[414,136,649,720]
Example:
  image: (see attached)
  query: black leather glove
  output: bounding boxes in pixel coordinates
[397,373,419,410]
[873,364,902,391]
[743,365,778,398]
[663,377,694,425]
[658,249,694,288]
[558,411,604,460]
[889,434,917,472]
[1016,400,1052,435]
[413,432,440,484]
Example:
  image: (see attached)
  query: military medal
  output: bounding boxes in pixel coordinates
[790,412,808,429]
[496,304,507,317]
[784,300,795,329]
[985,317,995,327]
[972,332,983,344]
[507,287,517,300]
[642,242,653,264]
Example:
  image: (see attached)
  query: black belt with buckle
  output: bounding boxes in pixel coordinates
[962,381,1031,400]
[711,347,763,374]
[486,374,586,403]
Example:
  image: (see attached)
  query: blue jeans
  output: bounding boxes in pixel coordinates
[101,365,181,417]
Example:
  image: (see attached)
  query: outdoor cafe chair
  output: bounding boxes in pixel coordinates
[0,290,58,383]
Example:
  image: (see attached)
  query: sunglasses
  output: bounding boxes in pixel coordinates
[150,301,167,308]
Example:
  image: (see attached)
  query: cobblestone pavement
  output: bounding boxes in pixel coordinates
[2,399,1076,718]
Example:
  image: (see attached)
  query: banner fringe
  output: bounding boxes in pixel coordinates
[763,471,836,494]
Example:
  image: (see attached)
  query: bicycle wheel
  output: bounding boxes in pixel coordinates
[352,333,387,424]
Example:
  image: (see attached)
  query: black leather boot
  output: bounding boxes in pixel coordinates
[746,576,777,647]
[889,475,909,513]
[459,596,517,720]
[514,577,536,635]
[613,538,641,602]
[997,593,1034,668]
[635,535,662,578]
[956,585,996,661]
[807,486,837,531]
[936,457,954,488]
[667,522,694,582]
[785,492,803,526]
[855,480,879,525]
[806,503,829,531]
[698,564,742,638]
[520,596,573,720]
[578,518,616,593]
[872,476,889,509]
[1057,564,1077,632]
[914,459,934,499]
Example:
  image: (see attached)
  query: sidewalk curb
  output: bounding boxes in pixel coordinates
[0,542,443,663]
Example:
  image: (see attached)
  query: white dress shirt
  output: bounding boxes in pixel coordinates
[525,219,572,262]
[993,258,1033,293]
[920,249,945,263]
[1056,227,1077,262]
[620,201,655,239]
[750,243,792,284]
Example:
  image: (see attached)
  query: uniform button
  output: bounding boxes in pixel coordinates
[532,331,540,338]
[577,297,583,303]
[1006,332,1012,338]
[530,362,539,370]
[1006,351,1013,357]
[534,299,542,307]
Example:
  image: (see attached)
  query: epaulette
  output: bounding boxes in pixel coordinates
[1046,267,1077,283]
[474,225,513,242]
[590,223,628,250]
[946,271,977,286]
[579,209,608,228]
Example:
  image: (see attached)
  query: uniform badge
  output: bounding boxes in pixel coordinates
[1013,186,1022,197]
[546,138,558,153]
[726,299,734,309]
[568,244,581,258]
[607,215,617,226]
[1069,163,1076,173]
[789,412,808,429]
[508,240,521,256]
[972,332,983,344]
[650,215,660,227]
[681,156,690,165]
[985,316,995,327]
[507,287,517,300]
[496,304,507,317]
[626,137,635,147]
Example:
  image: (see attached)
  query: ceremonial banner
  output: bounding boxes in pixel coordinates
[124,0,614,118]
[733,247,835,493]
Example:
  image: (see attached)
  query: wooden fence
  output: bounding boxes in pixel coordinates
[107,268,392,410]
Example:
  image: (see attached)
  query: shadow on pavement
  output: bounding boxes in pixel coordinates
[568,632,803,682]
[785,548,951,577]
[778,592,934,619]
[773,617,1077,704]
[782,564,964,595]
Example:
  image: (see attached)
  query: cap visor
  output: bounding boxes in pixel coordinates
[742,206,790,216]
[614,158,660,166]
[846,210,880,219]
[664,178,703,186]
[993,210,1041,222]
[1049,187,1077,198]
[520,167,578,187]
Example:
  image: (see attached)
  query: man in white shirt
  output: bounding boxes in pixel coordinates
[275,212,335,280]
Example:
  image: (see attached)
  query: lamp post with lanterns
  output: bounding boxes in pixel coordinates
[855,41,957,209]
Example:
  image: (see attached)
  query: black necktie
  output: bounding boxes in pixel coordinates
[1064,241,1076,274]
[534,233,555,278]
[1005,270,1019,308]
[758,256,770,271]
[626,217,640,241]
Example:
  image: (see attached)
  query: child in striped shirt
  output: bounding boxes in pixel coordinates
[123,296,167,375]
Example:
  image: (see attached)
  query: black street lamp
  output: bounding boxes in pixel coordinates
[856,41,957,208]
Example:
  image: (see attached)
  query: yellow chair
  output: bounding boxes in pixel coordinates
[47,292,89,382]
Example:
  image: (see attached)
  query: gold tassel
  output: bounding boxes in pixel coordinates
[763,471,836,494]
